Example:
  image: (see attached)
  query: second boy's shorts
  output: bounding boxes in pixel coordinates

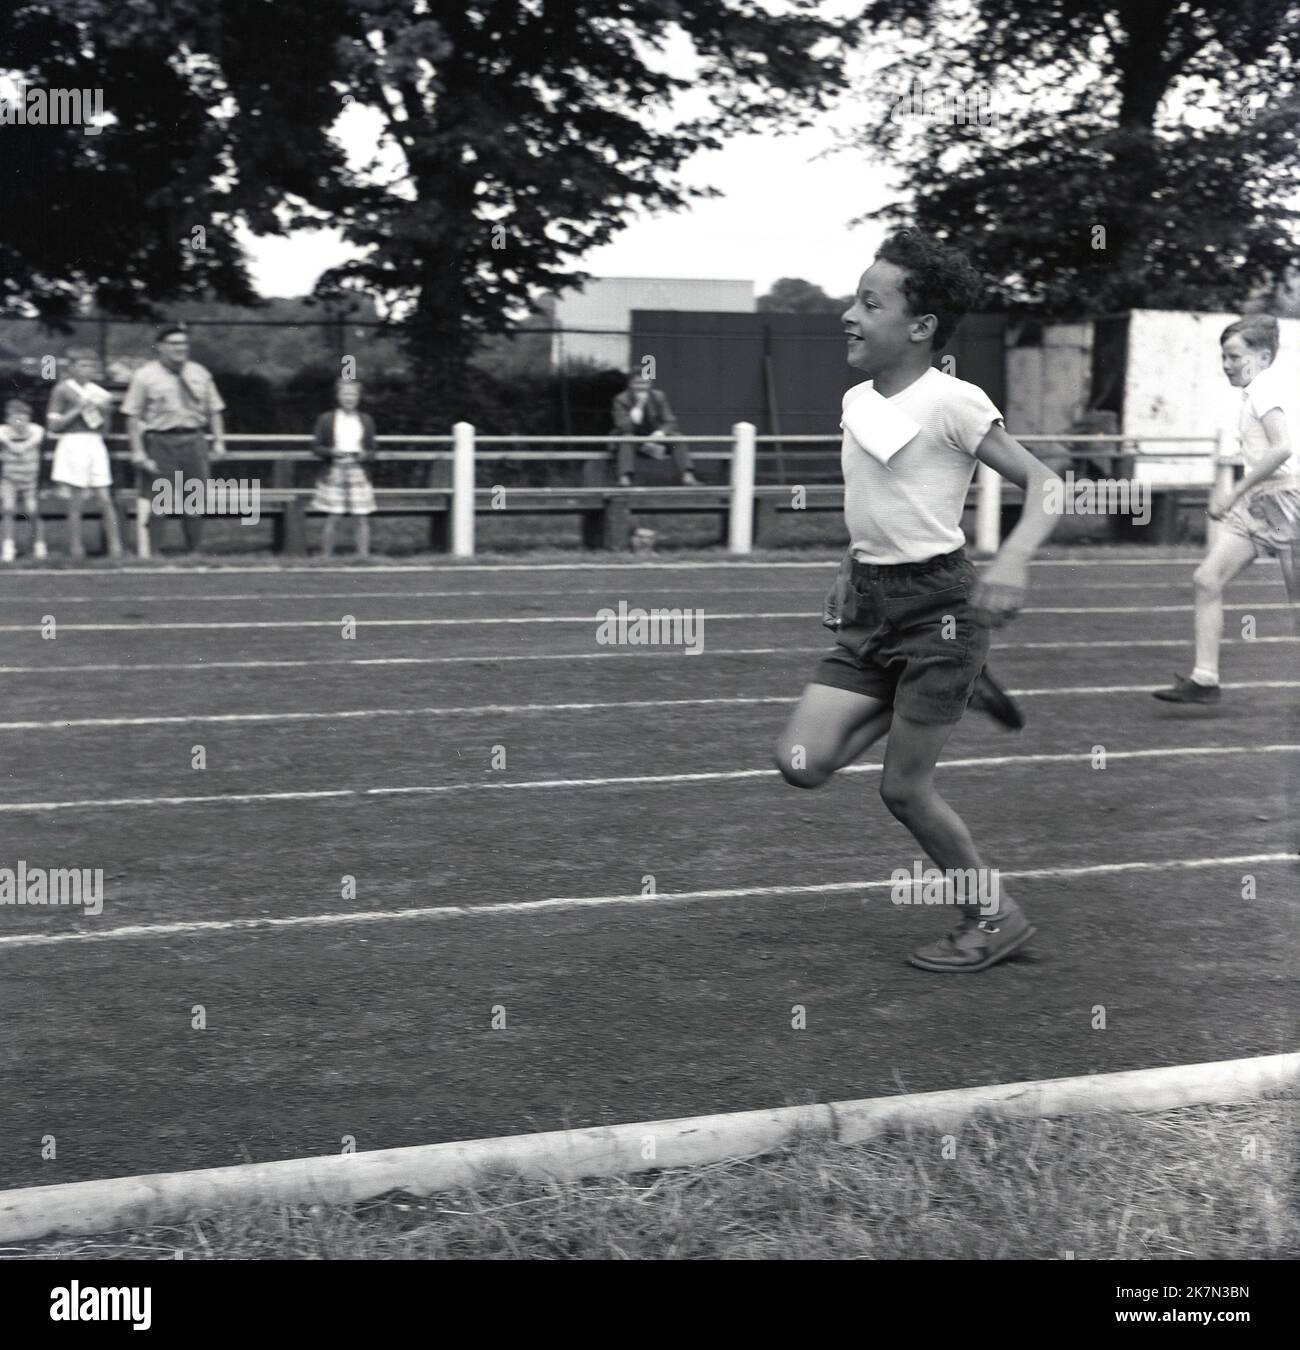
[1220,483,1300,559]
[812,548,991,726]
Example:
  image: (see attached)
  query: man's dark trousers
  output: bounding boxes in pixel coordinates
[141,429,209,553]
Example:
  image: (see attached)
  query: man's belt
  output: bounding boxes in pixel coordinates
[146,427,205,437]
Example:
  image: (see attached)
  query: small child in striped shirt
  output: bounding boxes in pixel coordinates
[0,398,48,562]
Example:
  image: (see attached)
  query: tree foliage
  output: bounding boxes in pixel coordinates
[2,0,853,387]
[848,0,1300,314]
[757,277,853,313]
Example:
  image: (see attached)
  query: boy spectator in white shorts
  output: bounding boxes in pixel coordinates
[47,349,123,560]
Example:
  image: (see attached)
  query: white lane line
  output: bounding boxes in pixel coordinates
[0,557,1210,579]
[0,602,1293,632]
[0,852,1291,950]
[0,744,1293,814]
[0,580,1282,606]
[0,696,789,730]
[1,636,1295,677]
[0,585,822,605]
[1,681,1297,732]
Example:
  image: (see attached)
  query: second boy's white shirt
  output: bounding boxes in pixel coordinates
[62,380,112,430]
[841,366,1003,564]
[1240,363,1299,484]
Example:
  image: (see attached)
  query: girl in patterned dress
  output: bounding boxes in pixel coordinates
[311,379,377,559]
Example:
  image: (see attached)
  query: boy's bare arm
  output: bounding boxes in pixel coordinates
[1211,408,1290,516]
[46,391,74,433]
[972,423,1062,625]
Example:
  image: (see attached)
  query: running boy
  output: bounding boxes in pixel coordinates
[311,379,377,559]
[1153,315,1300,704]
[0,398,48,562]
[774,229,1061,973]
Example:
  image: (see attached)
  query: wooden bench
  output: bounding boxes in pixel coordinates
[1145,485,1211,543]
[262,487,644,554]
[10,476,1217,555]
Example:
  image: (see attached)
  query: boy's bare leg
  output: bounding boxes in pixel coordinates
[883,712,1036,973]
[27,495,47,554]
[879,713,986,904]
[1280,544,1300,635]
[95,487,123,557]
[66,491,85,559]
[774,684,892,788]
[1191,532,1256,681]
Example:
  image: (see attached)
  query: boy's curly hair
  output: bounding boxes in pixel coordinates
[875,228,984,350]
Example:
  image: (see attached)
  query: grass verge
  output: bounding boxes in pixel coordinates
[6,1096,1295,1260]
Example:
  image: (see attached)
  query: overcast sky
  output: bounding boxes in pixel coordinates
[245,121,889,301]
[245,8,890,303]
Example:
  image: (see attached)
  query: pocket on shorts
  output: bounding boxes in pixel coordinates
[839,575,882,630]
[881,581,970,629]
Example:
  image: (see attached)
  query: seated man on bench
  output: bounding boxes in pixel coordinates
[610,374,697,486]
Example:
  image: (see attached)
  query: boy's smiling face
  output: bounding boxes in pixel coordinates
[842,258,932,376]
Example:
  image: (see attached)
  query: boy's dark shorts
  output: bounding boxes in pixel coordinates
[812,548,991,726]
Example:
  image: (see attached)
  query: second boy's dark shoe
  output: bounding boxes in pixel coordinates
[969,667,1026,730]
[909,906,1036,973]
[1152,674,1221,705]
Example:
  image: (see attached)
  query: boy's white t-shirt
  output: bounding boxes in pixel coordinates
[1239,363,1299,485]
[841,366,1003,564]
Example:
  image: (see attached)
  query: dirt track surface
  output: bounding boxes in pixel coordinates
[0,552,1296,1188]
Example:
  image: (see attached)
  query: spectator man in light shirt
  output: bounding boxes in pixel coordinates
[120,324,227,557]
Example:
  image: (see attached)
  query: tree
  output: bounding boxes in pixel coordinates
[2,1,854,404]
[315,1,853,401]
[0,0,351,323]
[845,0,1300,315]
[758,278,853,313]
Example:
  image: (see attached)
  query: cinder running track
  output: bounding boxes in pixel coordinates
[0,551,1295,1189]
